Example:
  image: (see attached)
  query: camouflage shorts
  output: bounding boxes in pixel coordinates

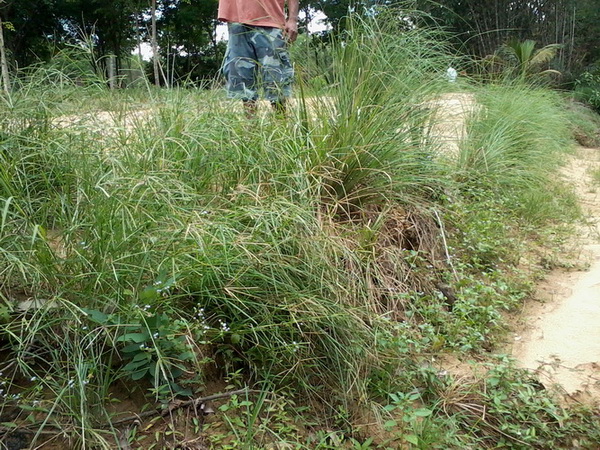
[222,23,294,103]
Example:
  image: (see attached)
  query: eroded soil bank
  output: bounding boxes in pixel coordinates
[511,146,600,406]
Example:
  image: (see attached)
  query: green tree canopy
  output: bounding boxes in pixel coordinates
[0,0,61,67]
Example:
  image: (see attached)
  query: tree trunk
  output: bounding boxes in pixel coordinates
[568,5,576,73]
[151,0,160,87]
[107,54,116,89]
[0,13,11,95]
[136,12,143,61]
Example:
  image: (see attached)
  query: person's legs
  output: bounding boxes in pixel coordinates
[252,27,294,114]
[222,23,259,109]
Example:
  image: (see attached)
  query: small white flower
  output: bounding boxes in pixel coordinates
[30,376,37,382]
[153,332,159,339]
[144,304,151,310]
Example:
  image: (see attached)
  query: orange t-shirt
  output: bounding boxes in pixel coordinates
[218,0,286,28]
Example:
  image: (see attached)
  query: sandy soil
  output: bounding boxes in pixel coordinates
[511,146,600,406]
[427,92,478,157]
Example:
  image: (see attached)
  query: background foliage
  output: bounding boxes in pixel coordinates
[1,0,600,87]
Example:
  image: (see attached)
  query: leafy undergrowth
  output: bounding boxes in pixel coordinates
[1,11,600,450]
[566,98,600,148]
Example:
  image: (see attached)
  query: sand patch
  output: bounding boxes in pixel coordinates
[426,92,478,158]
[512,147,600,406]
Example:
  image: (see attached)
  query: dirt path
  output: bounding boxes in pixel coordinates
[511,146,600,406]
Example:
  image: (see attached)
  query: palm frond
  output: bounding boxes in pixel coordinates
[530,44,562,67]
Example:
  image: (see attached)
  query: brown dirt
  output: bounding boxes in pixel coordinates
[511,146,600,406]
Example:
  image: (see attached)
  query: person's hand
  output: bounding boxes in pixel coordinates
[284,19,298,43]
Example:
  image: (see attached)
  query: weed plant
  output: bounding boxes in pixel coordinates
[0,7,598,449]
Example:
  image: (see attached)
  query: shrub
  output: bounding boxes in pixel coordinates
[574,69,600,113]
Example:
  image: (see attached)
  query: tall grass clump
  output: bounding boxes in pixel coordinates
[457,84,570,187]
[454,83,578,223]
[300,11,455,213]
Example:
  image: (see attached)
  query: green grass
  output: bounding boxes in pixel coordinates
[456,84,571,188]
[566,98,600,147]
[0,8,599,449]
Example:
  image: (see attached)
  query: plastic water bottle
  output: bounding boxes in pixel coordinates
[447,67,458,83]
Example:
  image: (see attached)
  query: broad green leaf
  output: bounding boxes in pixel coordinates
[404,434,419,445]
[383,420,397,430]
[145,313,163,329]
[140,286,158,302]
[171,382,192,397]
[177,351,195,361]
[132,352,151,362]
[117,332,149,343]
[123,357,150,372]
[408,391,421,401]
[82,308,108,324]
[413,408,433,417]
[131,368,148,381]
[122,343,143,354]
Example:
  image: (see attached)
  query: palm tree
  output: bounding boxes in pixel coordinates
[493,39,562,81]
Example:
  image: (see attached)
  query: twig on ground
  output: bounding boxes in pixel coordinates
[0,425,63,436]
[108,388,263,427]
[433,208,459,281]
